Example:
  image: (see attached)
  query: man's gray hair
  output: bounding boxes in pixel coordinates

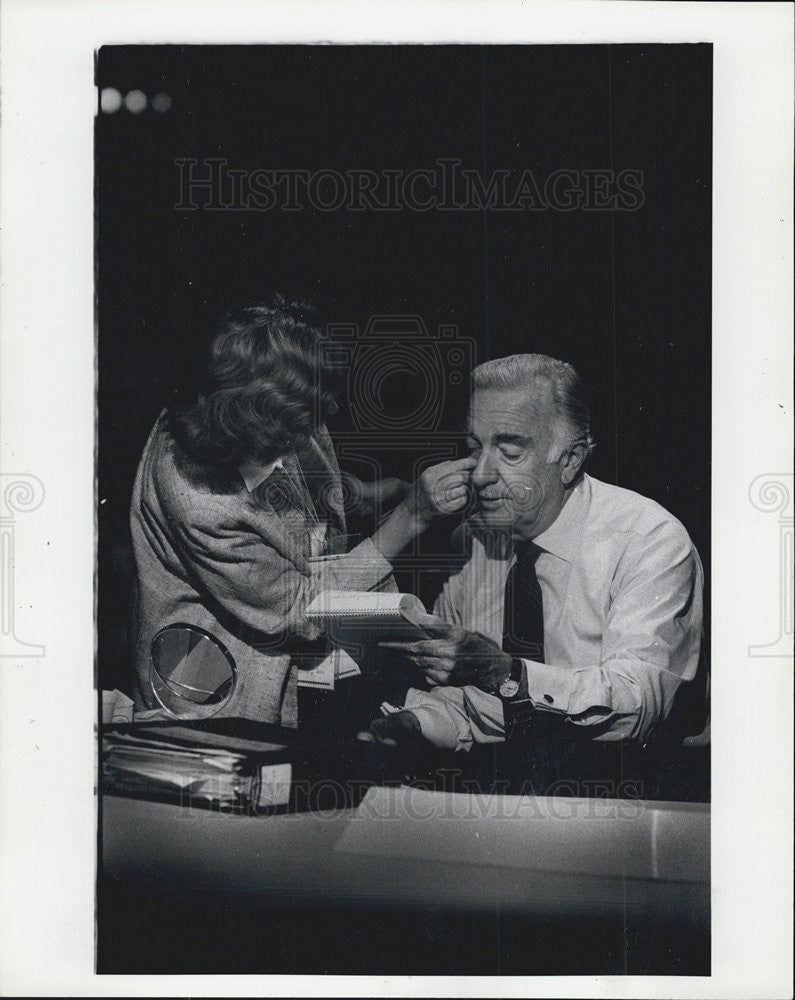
[471,353,596,462]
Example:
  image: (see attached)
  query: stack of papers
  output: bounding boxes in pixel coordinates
[102,725,292,812]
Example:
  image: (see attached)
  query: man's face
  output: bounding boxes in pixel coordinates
[466,381,568,539]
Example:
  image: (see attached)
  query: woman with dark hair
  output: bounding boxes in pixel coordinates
[166,297,343,489]
[130,293,473,726]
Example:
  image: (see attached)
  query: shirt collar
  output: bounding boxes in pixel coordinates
[239,456,284,493]
[531,474,590,563]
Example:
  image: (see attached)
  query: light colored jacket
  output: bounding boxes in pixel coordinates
[130,413,394,725]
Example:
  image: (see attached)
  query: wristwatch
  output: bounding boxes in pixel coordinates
[499,657,536,738]
[498,657,525,700]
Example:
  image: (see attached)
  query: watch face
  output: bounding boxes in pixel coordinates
[499,678,520,700]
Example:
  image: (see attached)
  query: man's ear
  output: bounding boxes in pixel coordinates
[560,441,588,486]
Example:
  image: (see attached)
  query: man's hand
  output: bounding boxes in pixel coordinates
[356,708,422,747]
[382,608,513,694]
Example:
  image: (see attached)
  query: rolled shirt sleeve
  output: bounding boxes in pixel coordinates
[403,685,505,752]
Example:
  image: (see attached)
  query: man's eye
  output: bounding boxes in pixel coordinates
[499,447,524,460]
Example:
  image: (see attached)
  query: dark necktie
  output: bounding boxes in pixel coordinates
[502,540,545,663]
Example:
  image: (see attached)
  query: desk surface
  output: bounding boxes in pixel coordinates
[102,786,708,919]
[100,787,710,974]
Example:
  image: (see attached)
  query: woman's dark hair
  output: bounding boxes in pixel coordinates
[166,292,341,479]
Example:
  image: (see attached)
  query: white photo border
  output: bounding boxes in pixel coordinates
[0,1,792,997]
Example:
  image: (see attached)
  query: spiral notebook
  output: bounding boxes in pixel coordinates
[305,590,444,640]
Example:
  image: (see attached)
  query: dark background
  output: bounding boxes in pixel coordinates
[97,44,711,695]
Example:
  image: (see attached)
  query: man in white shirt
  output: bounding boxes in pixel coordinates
[366,353,704,771]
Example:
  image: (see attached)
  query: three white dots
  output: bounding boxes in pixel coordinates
[100,88,172,115]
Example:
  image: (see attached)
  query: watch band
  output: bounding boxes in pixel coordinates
[500,658,536,739]
[503,697,536,740]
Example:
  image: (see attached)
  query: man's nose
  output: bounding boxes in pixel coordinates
[471,450,498,488]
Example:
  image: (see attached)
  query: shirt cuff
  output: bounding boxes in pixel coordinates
[521,659,576,714]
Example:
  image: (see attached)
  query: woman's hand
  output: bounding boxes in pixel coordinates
[407,456,476,530]
[371,456,475,561]
[341,472,412,518]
